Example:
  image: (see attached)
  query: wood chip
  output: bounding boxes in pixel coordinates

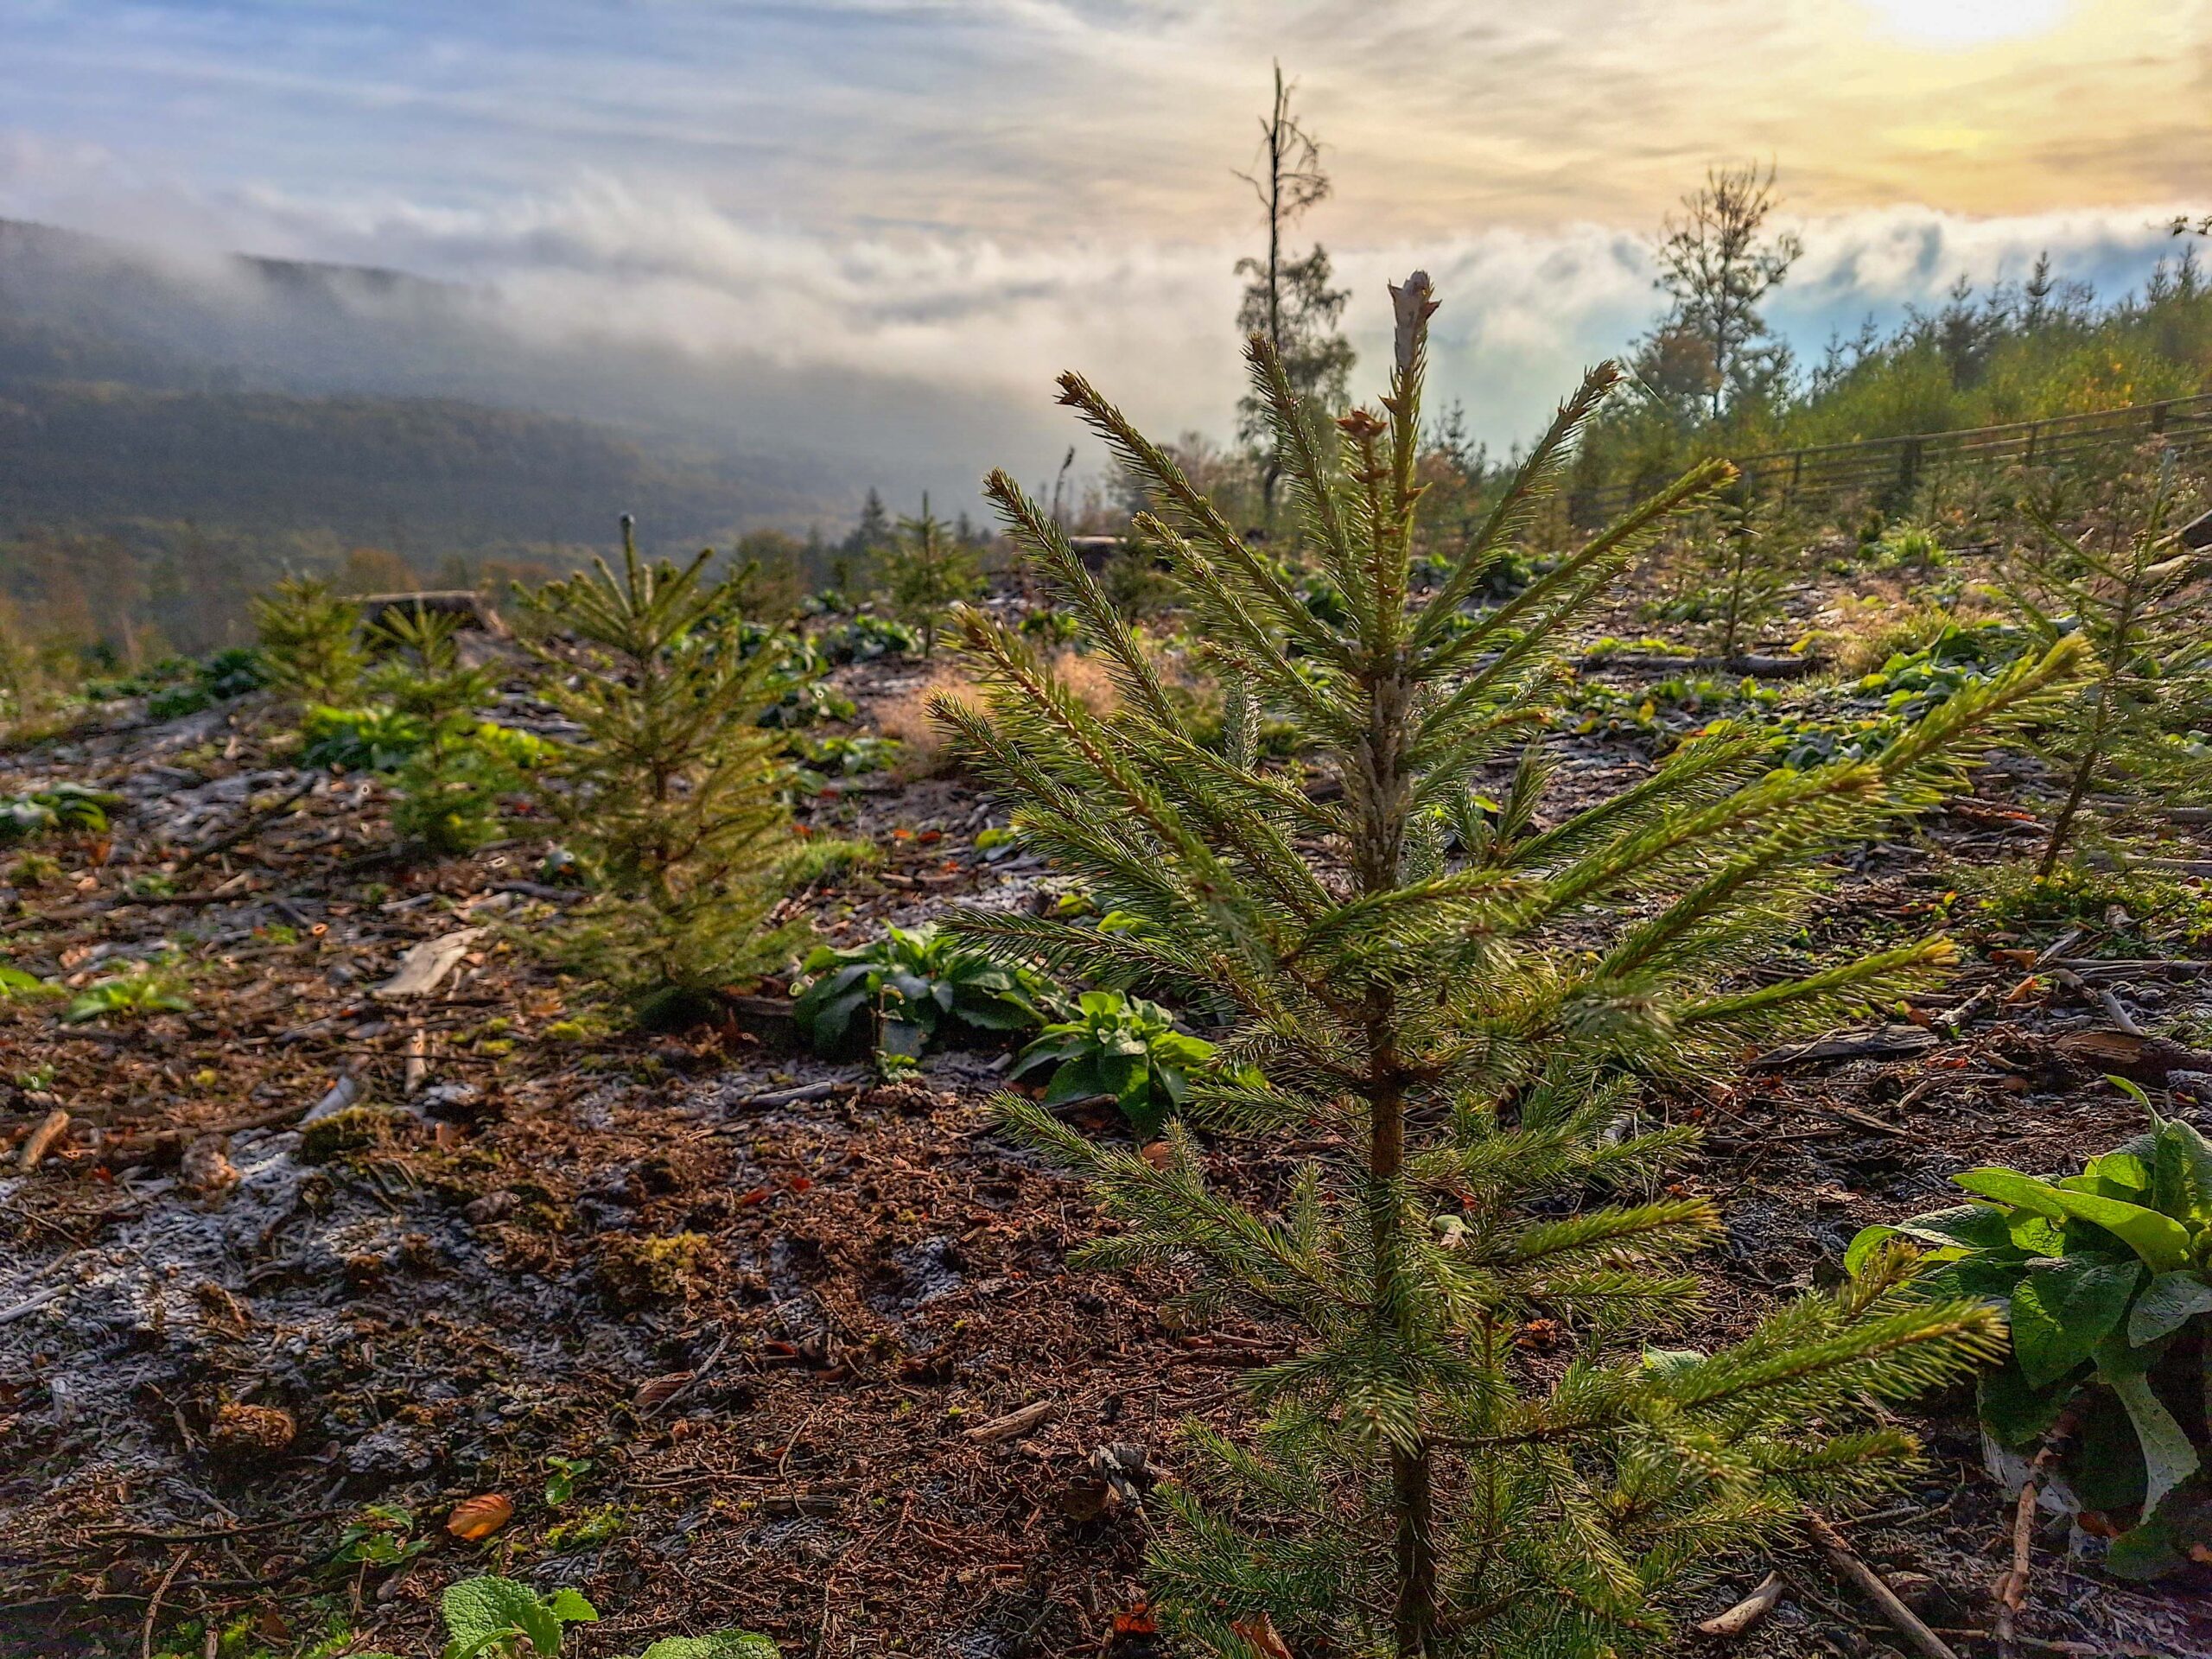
[961,1399,1058,1443]
[372,929,485,1001]
[17,1108,70,1173]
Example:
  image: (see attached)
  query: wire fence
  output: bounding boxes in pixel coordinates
[1567,391,2212,526]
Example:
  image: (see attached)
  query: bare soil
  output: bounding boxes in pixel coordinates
[4,601,2211,1658]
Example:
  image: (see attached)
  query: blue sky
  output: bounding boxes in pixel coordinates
[3,1,2209,488]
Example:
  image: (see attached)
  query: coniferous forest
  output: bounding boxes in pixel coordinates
[7,29,2212,1659]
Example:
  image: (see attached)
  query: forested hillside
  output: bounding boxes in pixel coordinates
[0,219,854,655]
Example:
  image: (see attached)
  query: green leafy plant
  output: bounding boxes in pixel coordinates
[0,963,59,1001]
[439,1575,597,1659]
[334,1503,429,1569]
[1993,455,2212,874]
[543,1454,592,1508]
[517,522,807,1009]
[301,704,429,772]
[741,625,855,729]
[1869,522,1954,572]
[818,612,920,665]
[145,645,270,719]
[878,495,983,658]
[1011,989,1228,1136]
[1,783,115,843]
[360,1576,774,1659]
[251,575,366,707]
[941,270,2083,1656]
[62,962,192,1024]
[1849,1105,2212,1578]
[791,925,1052,1058]
[789,732,900,779]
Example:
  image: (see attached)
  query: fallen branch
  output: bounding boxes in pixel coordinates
[2050,969,2143,1037]
[1698,1571,1784,1637]
[0,1284,70,1325]
[1806,1511,1958,1659]
[1814,1103,1919,1141]
[1748,1027,1938,1070]
[1993,1477,2037,1656]
[141,1548,191,1659]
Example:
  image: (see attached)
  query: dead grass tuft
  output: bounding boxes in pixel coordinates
[872,651,1120,780]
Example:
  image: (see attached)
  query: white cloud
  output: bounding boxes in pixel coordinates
[0,133,2196,496]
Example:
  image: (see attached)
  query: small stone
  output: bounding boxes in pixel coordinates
[462,1190,520,1225]
[178,1134,240,1197]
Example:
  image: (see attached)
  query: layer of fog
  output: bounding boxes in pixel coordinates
[2,171,2195,523]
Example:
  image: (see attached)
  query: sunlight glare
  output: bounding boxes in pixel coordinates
[1861,0,2070,46]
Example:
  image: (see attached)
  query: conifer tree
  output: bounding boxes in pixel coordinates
[518,520,804,1010]
[938,273,2084,1657]
[251,575,365,708]
[1992,454,2212,874]
[880,494,983,658]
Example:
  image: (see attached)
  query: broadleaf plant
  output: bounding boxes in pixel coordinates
[358,1573,775,1659]
[792,924,1051,1058]
[1011,988,1230,1137]
[1850,1106,2212,1578]
[941,270,2084,1656]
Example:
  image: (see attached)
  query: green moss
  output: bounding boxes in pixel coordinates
[596,1230,715,1302]
[298,1104,410,1163]
[543,1503,627,1551]
[1963,860,2212,950]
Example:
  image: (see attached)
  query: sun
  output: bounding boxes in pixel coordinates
[1860,0,2070,46]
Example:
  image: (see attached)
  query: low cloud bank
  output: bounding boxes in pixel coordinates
[2,141,2195,504]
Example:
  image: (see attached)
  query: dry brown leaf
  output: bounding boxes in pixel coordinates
[1138,1141,1173,1170]
[447,1492,514,1541]
[1230,1612,1293,1659]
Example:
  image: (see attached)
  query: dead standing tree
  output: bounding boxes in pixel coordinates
[1235,60,1354,518]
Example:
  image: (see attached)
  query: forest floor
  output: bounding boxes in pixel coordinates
[3,568,2212,1659]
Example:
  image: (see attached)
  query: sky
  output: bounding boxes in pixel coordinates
[3,0,2209,493]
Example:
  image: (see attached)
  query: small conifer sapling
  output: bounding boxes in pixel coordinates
[1993,454,2212,874]
[881,494,983,658]
[518,520,805,1014]
[941,273,2082,1656]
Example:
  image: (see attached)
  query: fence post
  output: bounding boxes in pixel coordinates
[1895,437,1923,507]
[2152,402,2170,436]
